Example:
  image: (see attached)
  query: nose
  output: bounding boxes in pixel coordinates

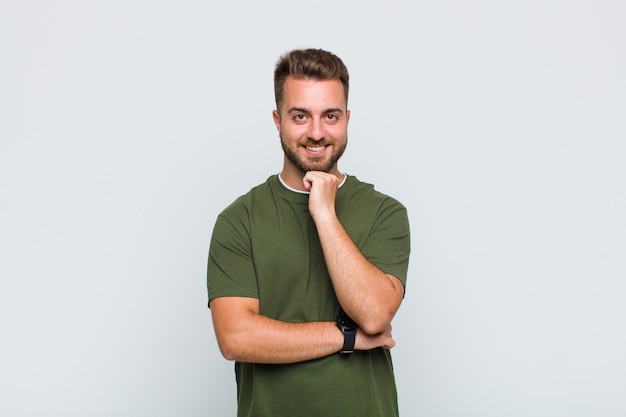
[307,118,325,141]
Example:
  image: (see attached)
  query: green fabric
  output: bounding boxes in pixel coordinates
[207,174,410,417]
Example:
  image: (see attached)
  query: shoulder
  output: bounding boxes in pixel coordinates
[210,176,279,242]
[343,175,407,212]
[218,175,278,217]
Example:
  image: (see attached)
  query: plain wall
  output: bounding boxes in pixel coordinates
[1,1,625,416]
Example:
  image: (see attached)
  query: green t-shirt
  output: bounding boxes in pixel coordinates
[207,174,410,417]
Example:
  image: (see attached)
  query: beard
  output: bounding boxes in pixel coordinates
[280,135,347,174]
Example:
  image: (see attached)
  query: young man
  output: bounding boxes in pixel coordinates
[207,48,411,417]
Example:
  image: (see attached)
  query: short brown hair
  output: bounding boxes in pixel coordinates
[273,48,350,111]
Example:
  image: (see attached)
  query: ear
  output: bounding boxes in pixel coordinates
[272,109,281,131]
[346,109,351,125]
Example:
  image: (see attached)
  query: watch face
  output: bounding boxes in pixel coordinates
[338,315,355,330]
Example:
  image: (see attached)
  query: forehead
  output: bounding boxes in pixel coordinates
[282,77,346,110]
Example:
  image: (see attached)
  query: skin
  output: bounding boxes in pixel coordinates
[210,76,405,364]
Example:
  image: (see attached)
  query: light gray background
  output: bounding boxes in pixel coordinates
[1,1,625,416]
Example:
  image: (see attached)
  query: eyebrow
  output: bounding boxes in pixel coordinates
[287,107,345,115]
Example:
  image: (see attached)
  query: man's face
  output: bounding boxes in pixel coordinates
[273,77,350,175]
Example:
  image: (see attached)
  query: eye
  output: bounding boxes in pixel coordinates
[325,113,339,123]
[293,114,307,122]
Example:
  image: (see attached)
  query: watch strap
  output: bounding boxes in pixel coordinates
[336,314,356,356]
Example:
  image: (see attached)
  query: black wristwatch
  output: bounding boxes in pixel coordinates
[336,313,357,356]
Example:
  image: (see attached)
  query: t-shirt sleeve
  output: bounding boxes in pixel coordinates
[361,200,411,287]
[206,210,259,307]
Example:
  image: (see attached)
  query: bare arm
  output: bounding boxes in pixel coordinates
[210,296,395,363]
[304,172,405,335]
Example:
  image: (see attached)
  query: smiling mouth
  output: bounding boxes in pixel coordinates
[306,145,326,152]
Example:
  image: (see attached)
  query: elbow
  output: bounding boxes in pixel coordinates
[359,279,403,334]
[216,332,245,361]
[221,350,238,362]
[359,312,394,335]
[358,301,400,334]
[360,322,387,336]
[218,342,237,361]
[210,297,261,362]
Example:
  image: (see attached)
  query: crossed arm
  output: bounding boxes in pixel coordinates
[210,172,405,364]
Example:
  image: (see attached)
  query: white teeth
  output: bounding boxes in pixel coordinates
[306,146,325,151]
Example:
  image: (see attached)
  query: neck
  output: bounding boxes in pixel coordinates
[279,163,343,192]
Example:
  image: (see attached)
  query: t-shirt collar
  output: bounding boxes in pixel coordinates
[278,172,347,194]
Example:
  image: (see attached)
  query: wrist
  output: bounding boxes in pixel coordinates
[336,313,357,356]
[310,210,338,225]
